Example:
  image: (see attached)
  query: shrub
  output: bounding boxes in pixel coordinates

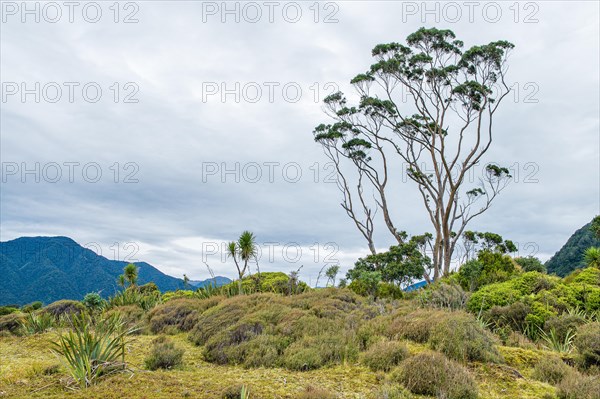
[104,305,145,334]
[82,293,105,311]
[144,336,185,370]
[574,322,600,369]
[0,306,19,316]
[294,386,338,399]
[361,340,409,371]
[20,311,54,334]
[42,300,85,319]
[138,282,159,294]
[485,301,531,332]
[368,385,412,399]
[50,312,137,388]
[515,256,546,273]
[557,372,600,399]
[21,301,43,313]
[109,288,161,311]
[565,267,600,285]
[457,251,518,291]
[221,385,250,399]
[0,313,24,334]
[393,352,478,399]
[418,283,468,310]
[532,356,575,384]
[148,297,220,334]
[545,314,586,343]
[387,309,446,343]
[429,311,501,363]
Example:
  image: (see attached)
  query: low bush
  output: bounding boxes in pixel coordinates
[360,340,409,371]
[393,352,478,399]
[0,313,24,334]
[557,372,600,399]
[368,385,412,399]
[0,306,19,316]
[418,283,468,310]
[485,302,531,332]
[532,356,575,384]
[428,311,502,363]
[144,336,185,370]
[21,301,43,313]
[148,297,220,334]
[574,322,600,369]
[387,309,446,343]
[42,300,85,319]
[545,314,586,342]
[104,305,145,334]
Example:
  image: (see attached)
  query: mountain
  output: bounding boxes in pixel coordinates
[546,220,600,277]
[190,276,231,288]
[0,236,229,305]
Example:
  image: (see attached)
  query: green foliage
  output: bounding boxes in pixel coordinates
[123,263,139,287]
[50,312,137,388]
[515,256,546,273]
[148,297,221,334]
[388,308,447,343]
[347,238,429,287]
[532,356,574,384]
[138,282,159,294]
[360,340,408,371]
[457,250,518,291]
[21,301,43,313]
[428,311,502,363]
[82,293,105,311]
[583,247,600,268]
[19,311,55,335]
[108,287,161,311]
[218,272,309,296]
[144,336,185,370]
[393,352,478,399]
[574,322,600,369]
[348,271,381,298]
[539,327,576,353]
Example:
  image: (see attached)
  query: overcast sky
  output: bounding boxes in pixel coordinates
[1,1,599,283]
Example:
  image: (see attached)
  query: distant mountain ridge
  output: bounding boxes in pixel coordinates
[546,220,600,277]
[0,236,231,305]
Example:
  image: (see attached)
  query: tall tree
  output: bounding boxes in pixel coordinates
[227,231,258,293]
[314,28,514,279]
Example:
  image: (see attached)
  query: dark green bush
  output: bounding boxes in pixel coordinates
[104,305,145,334]
[393,352,478,399]
[387,309,447,343]
[360,340,409,371]
[42,300,85,319]
[149,297,220,334]
[557,372,600,399]
[544,314,586,343]
[574,322,600,369]
[144,336,185,370]
[532,356,575,384]
[138,282,160,294]
[485,302,531,332]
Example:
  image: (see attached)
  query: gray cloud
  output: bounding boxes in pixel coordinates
[1,1,598,282]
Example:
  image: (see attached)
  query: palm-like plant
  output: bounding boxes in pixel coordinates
[583,247,600,268]
[227,231,258,294]
[123,263,138,287]
[50,312,138,387]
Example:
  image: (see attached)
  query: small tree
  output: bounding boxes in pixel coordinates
[514,256,546,273]
[122,263,138,288]
[183,274,190,289]
[227,231,258,294]
[325,265,340,287]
